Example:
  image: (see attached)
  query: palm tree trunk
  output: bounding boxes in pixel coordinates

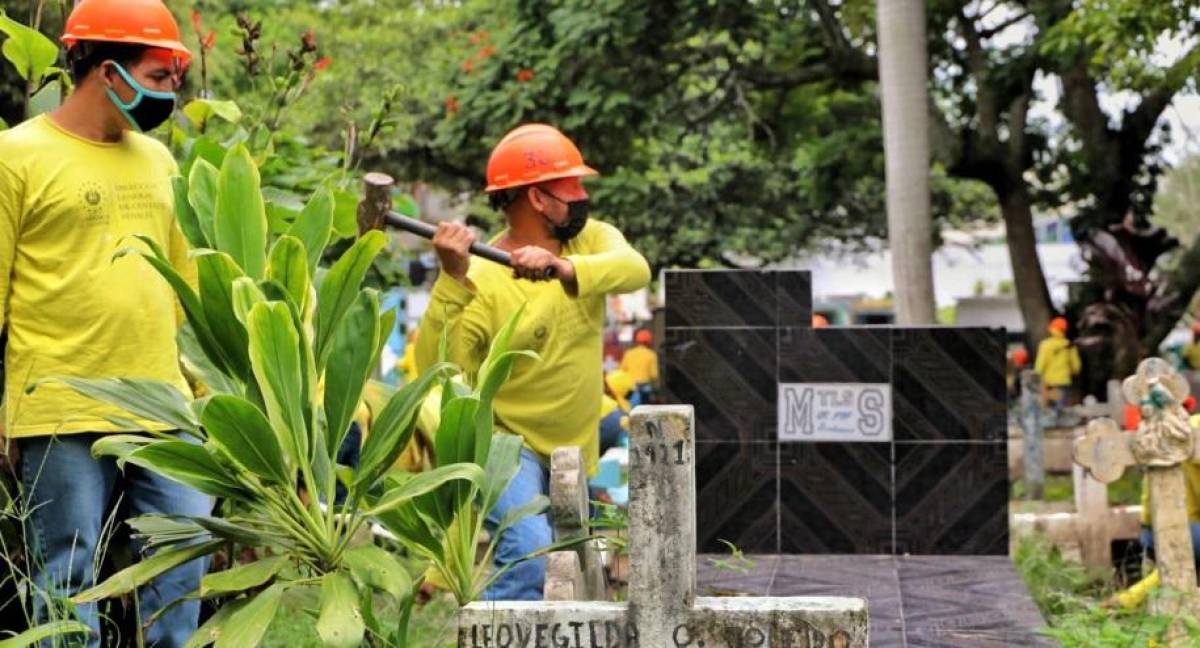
[877,0,936,324]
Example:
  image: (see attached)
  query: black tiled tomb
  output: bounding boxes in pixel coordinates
[892,327,1007,442]
[893,441,1009,555]
[778,442,893,554]
[662,328,777,443]
[664,270,812,328]
[694,441,778,553]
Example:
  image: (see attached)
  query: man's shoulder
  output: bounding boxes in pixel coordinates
[0,116,50,153]
[124,131,177,168]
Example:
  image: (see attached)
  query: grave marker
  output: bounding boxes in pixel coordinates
[1073,358,1200,623]
[546,446,606,601]
[458,406,869,647]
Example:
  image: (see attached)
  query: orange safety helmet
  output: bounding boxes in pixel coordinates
[485,124,598,193]
[812,314,829,328]
[62,0,191,65]
[635,329,653,345]
[1048,317,1069,334]
[1011,347,1029,368]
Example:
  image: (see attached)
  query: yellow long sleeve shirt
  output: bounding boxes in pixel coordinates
[619,345,659,385]
[415,220,650,473]
[0,115,193,437]
[1034,331,1081,388]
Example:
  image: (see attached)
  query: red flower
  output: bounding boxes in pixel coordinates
[477,44,496,60]
[516,68,534,82]
[202,31,217,51]
[314,56,332,72]
[461,59,475,74]
[445,96,459,113]
[469,30,489,45]
[191,9,202,33]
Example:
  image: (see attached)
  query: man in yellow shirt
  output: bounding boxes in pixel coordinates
[416,123,650,600]
[1034,316,1082,424]
[0,3,210,645]
[620,328,659,405]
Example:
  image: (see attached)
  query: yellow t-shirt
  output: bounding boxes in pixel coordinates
[0,115,193,438]
[415,220,650,474]
[619,345,658,385]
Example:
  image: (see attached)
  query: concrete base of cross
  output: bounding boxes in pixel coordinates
[458,598,868,648]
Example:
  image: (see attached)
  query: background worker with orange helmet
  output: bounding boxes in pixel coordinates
[0,1,210,645]
[620,327,659,406]
[415,123,650,600]
[1034,316,1082,423]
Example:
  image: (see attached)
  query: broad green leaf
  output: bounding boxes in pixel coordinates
[214,583,285,648]
[127,441,244,499]
[127,514,208,550]
[365,463,485,515]
[266,202,299,235]
[56,377,199,434]
[267,235,310,314]
[26,79,60,117]
[189,159,220,248]
[354,362,453,499]
[314,231,387,372]
[324,290,379,454]
[496,494,550,535]
[201,394,289,483]
[183,598,247,648]
[182,98,243,128]
[197,252,252,379]
[191,516,270,546]
[0,11,58,86]
[178,323,241,396]
[246,302,308,467]
[375,307,398,369]
[0,621,90,648]
[434,396,481,520]
[288,187,335,274]
[214,144,268,279]
[481,433,524,517]
[173,176,208,249]
[473,305,534,464]
[316,573,364,648]
[73,540,222,603]
[331,188,359,238]
[343,544,412,602]
[200,555,287,597]
[90,433,158,462]
[231,277,266,326]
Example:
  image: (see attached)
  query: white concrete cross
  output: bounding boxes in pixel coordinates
[458,405,869,648]
[1073,357,1200,620]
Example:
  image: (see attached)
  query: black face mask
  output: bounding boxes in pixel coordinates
[105,62,177,132]
[539,189,589,242]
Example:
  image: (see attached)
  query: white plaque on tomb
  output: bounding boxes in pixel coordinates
[777,383,892,442]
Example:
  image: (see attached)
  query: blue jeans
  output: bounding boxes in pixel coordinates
[483,447,552,601]
[598,410,625,456]
[1140,524,1200,570]
[19,433,214,648]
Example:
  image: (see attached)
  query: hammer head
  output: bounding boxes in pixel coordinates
[357,172,397,236]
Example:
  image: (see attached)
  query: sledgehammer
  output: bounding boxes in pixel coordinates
[356,172,554,278]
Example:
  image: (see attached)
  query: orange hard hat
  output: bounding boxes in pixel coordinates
[485,123,598,193]
[62,0,191,65]
[1011,348,1029,368]
[1049,317,1068,333]
[635,329,652,345]
[812,314,829,328]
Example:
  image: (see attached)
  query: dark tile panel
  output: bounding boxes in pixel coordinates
[695,441,779,553]
[770,555,904,648]
[664,270,779,327]
[898,556,1052,647]
[776,271,813,328]
[778,442,893,554]
[779,327,891,384]
[662,328,778,443]
[892,328,1008,442]
[893,442,1008,555]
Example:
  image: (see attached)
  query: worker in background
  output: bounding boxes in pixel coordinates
[599,370,634,455]
[1034,316,1081,424]
[415,123,651,600]
[0,2,209,645]
[620,328,659,406]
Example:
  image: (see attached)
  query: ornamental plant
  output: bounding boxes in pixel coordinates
[44,142,535,647]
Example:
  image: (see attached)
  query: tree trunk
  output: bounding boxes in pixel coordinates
[1001,187,1054,345]
[877,0,936,325]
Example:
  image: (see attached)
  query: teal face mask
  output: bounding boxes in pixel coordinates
[105,62,176,132]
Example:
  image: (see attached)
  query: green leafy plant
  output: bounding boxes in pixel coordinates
[707,539,754,575]
[0,7,68,121]
[39,141,528,647]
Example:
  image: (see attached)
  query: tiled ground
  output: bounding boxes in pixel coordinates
[696,554,1052,647]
